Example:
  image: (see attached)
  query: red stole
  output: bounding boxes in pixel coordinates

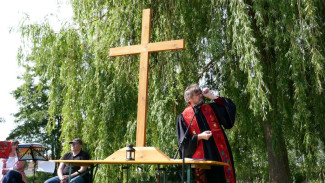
[182,104,235,183]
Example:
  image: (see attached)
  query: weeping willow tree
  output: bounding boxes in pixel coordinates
[16,0,324,182]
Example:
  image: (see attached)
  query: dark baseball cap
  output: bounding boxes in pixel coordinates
[69,138,82,145]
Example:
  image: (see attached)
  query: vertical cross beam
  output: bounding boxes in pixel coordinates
[136,9,151,147]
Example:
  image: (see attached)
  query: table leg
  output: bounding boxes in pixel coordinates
[187,164,191,183]
[127,165,129,183]
[121,165,129,183]
[157,165,160,183]
[156,165,167,183]
[68,163,72,183]
[203,170,206,182]
[120,166,123,182]
[163,167,166,183]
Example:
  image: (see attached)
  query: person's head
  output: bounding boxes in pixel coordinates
[69,138,83,153]
[184,84,203,105]
[10,139,19,153]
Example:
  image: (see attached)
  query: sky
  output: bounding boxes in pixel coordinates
[0,0,72,140]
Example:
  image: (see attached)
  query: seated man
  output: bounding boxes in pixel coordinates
[45,138,90,183]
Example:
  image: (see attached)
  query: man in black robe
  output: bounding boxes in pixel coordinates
[176,84,236,183]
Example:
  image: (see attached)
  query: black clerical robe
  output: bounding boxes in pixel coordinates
[176,97,236,183]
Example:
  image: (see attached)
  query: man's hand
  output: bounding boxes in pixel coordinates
[198,131,212,140]
[202,89,218,100]
[60,175,69,183]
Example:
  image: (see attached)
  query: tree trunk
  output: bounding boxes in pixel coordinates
[263,120,291,183]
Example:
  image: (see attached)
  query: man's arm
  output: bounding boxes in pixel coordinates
[176,115,198,158]
[202,88,224,105]
[206,88,235,129]
[57,162,67,181]
[202,88,218,100]
[69,166,88,178]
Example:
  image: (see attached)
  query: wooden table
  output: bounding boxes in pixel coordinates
[53,147,229,183]
[53,159,229,183]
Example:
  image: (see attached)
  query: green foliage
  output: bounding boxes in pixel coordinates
[9,64,62,160]
[26,172,53,183]
[14,0,324,182]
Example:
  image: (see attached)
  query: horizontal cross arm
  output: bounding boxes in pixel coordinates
[109,39,185,57]
[147,39,184,53]
[109,44,143,57]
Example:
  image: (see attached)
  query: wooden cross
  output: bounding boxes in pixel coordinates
[109,9,184,147]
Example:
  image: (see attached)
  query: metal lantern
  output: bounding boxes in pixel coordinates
[126,144,135,161]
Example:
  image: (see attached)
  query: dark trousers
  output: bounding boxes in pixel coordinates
[1,170,24,183]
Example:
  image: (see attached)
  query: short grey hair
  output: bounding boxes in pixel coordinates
[184,84,202,104]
